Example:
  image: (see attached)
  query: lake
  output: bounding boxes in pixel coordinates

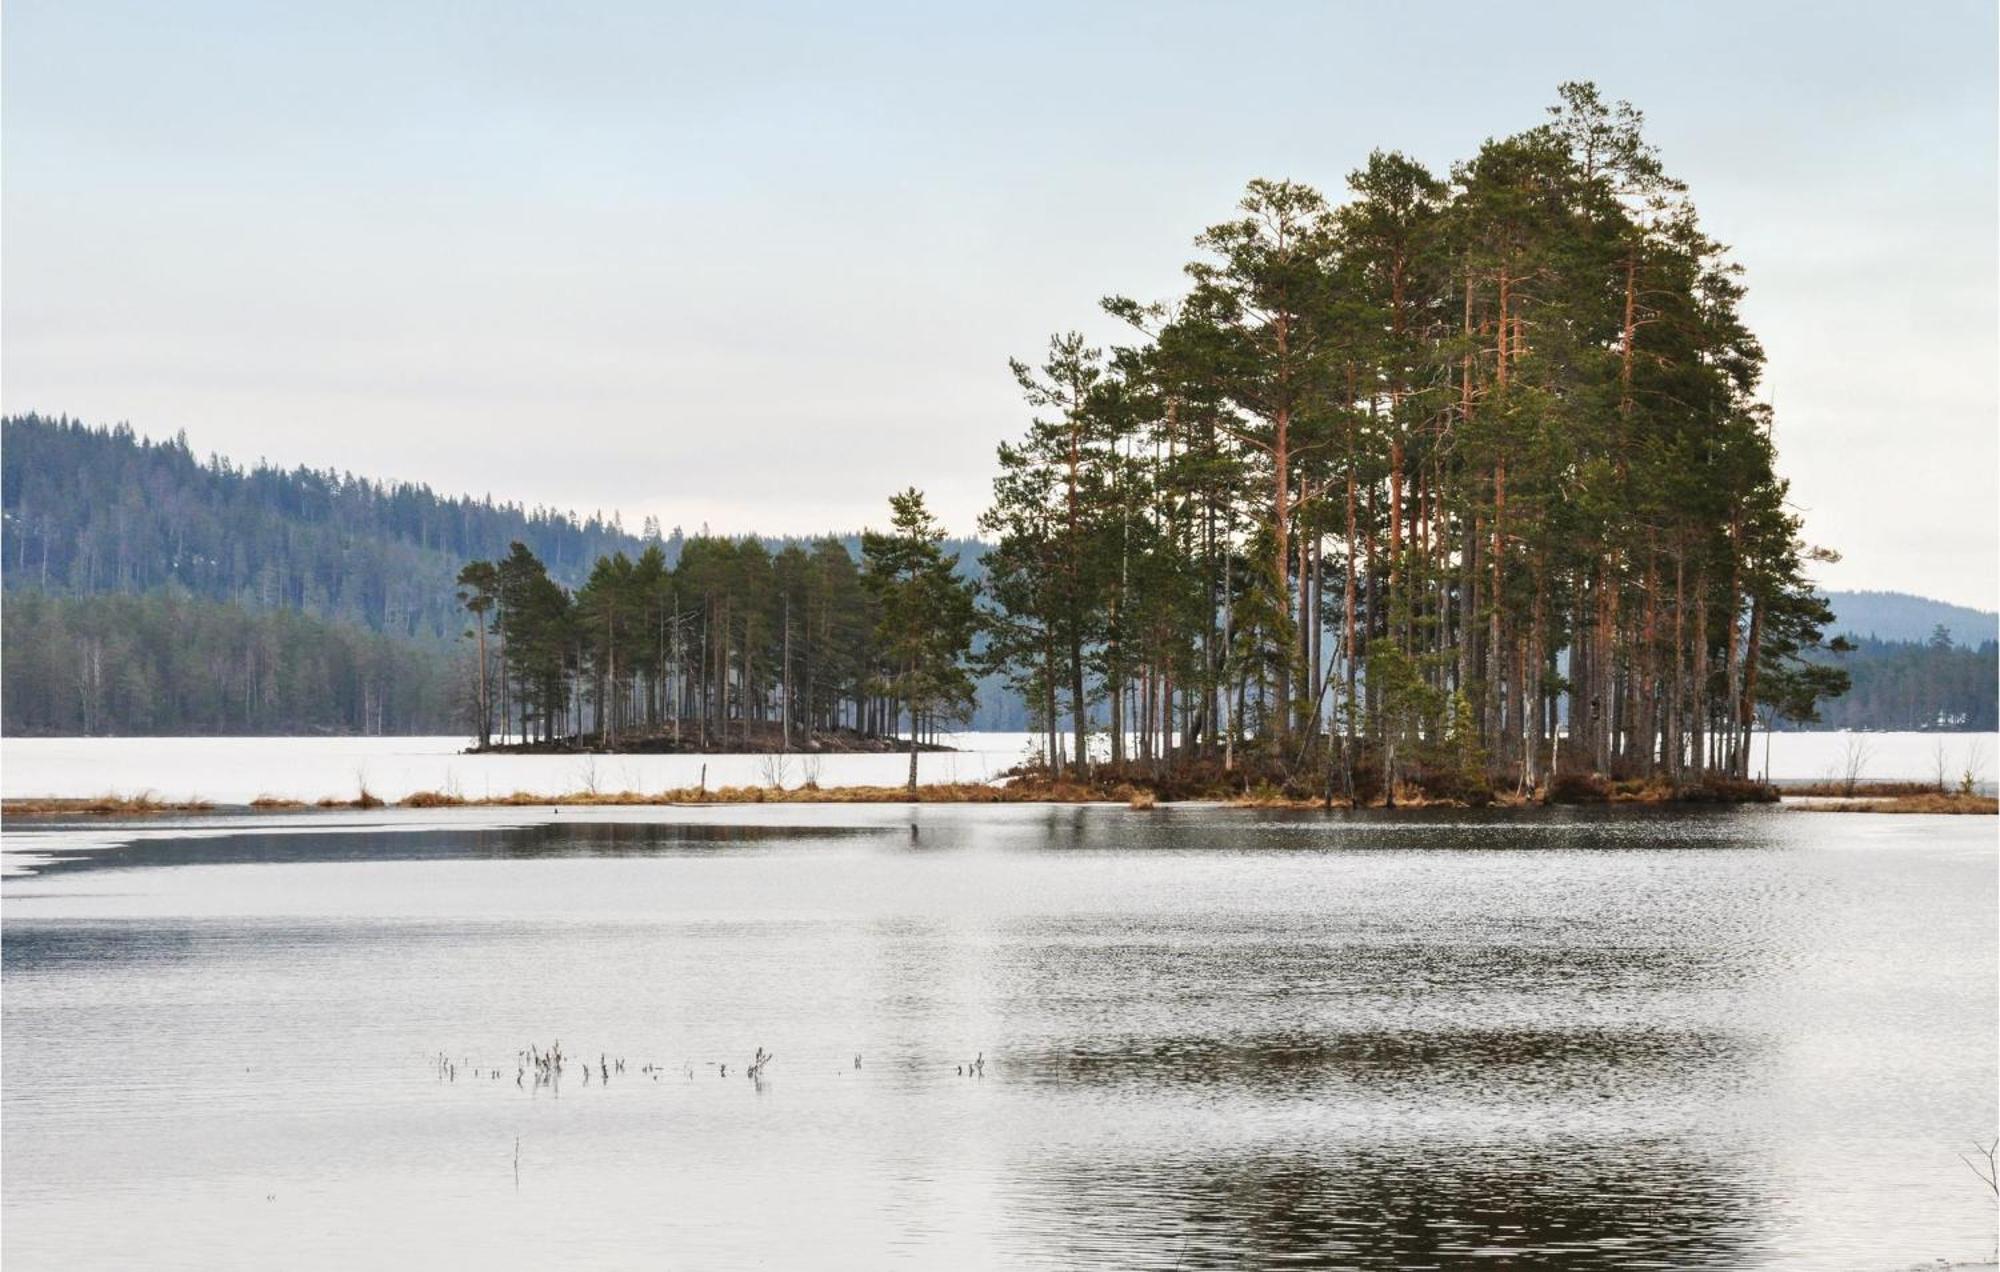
[2,730,1994,804]
[3,801,1994,1269]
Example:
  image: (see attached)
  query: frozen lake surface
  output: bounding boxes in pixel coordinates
[2,803,1996,1268]
[0,733,1045,803]
[2,730,1993,803]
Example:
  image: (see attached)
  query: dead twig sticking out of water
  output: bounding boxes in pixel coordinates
[1961,1138,1998,1195]
[1963,1137,2000,1263]
[513,1137,520,1189]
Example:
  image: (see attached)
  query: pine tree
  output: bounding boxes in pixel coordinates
[862,489,977,793]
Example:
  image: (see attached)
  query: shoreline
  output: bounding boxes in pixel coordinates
[464,724,959,758]
[7,781,1993,819]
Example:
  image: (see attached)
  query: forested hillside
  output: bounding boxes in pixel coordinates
[0,413,1020,735]
[1801,633,1997,732]
[1,591,461,735]
[1821,590,1998,648]
[2,414,649,639]
[0,414,993,624]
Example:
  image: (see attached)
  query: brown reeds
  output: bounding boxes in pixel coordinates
[1791,793,1997,815]
[1782,780,1942,798]
[2,794,216,817]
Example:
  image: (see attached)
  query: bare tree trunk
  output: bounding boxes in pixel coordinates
[1738,596,1763,780]
[1345,453,1360,755]
[1487,460,1506,760]
[474,615,489,747]
[1295,515,1313,741]
[1272,313,1293,740]
[1597,558,1618,774]
[1723,525,1743,775]
[1310,531,1324,739]
[1692,589,1709,777]
[1665,552,1683,783]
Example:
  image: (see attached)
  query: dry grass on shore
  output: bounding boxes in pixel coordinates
[1222,778,1494,810]
[1782,779,1943,798]
[3,781,1127,818]
[1220,774,1781,811]
[11,780,1993,818]
[2,794,216,817]
[1791,792,1998,815]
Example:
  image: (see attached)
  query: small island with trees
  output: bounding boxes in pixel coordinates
[439,83,1874,807]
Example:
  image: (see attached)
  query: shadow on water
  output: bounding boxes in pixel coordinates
[8,802,1796,882]
[1,921,201,972]
[9,820,887,879]
[1010,1140,1765,1269]
[1012,1025,1756,1099]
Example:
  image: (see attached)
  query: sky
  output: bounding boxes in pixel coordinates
[5,1,1996,608]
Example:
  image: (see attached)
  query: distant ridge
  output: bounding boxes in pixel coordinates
[0,414,989,641]
[1820,590,1998,648]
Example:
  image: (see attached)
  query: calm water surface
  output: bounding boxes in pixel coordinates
[3,804,1994,1269]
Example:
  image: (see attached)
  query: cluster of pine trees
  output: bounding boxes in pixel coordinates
[1,591,460,735]
[977,83,1845,791]
[455,491,976,785]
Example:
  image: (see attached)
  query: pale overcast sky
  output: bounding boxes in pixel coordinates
[5,1,1996,607]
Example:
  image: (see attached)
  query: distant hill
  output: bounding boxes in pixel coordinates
[1821,590,1997,648]
[0,414,1021,732]
[2,590,460,736]
[0,413,991,640]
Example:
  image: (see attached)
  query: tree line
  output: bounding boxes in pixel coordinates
[1797,630,1997,733]
[1,591,461,736]
[969,82,1850,793]
[455,490,975,788]
[7,585,1977,744]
